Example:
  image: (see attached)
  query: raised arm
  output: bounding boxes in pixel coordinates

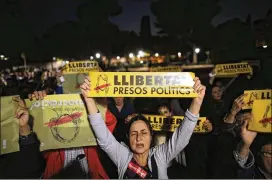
[80,77,131,168]
[224,94,247,124]
[233,119,257,169]
[155,77,205,164]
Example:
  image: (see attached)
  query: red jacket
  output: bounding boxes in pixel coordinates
[43,110,117,179]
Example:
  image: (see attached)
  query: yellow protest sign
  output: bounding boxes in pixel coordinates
[149,66,182,72]
[62,60,99,74]
[144,115,208,133]
[248,100,272,133]
[25,94,97,151]
[88,72,197,98]
[243,89,272,109]
[63,61,100,94]
[214,62,253,77]
[0,96,20,155]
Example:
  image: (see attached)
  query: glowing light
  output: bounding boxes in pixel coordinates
[117,56,120,60]
[65,61,69,64]
[90,56,94,60]
[53,57,56,61]
[140,60,144,64]
[155,53,159,57]
[178,52,182,57]
[95,53,101,59]
[129,53,134,58]
[138,50,144,57]
[195,48,200,54]
[263,45,268,48]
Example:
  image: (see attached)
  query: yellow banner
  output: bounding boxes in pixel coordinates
[214,62,253,77]
[88,72,197,98]
[63,73,89,94]
[25,94,97,151]
[62,60,99,74]
[243,89,272,109]
[0,96,20,155]
[249,100,272,133]
[150,66,182,72]
[144,115,208,133]
[63,61,100,93]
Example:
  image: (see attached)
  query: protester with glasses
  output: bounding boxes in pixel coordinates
[234,118,272,179]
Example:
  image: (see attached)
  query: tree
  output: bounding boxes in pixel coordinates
[76,0,122,55]
[39,0,123,59]
[151,0,221,50]
[0,0,37,63]
[40,21,87,59]
[214,17,256,63]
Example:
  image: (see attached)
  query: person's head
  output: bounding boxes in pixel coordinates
[260,143,272,176]
[126,114,153,155]
[256,136,272,177]
[158,105,171,116]
[211,86,223,101]
[215,80,223,88]
[113,97,124,106]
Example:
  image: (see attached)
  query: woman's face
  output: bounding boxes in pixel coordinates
[114,97,124,106]
[212,86,223,101]
[129,120,152,155]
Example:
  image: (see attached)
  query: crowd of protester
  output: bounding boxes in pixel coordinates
[0,66,271,179]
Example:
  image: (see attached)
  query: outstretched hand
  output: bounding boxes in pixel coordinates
[28,90,47,100]
[80,76,97,114]
[240,118,257,147]
[189,77,206,115]
[230,94,248,116]
[203,119,213,132]
[193,77,206,104]
[14,98,31,136]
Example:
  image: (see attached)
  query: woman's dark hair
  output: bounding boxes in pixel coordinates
[125,114,155,147]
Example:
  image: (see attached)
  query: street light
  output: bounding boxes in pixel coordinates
[129,53,134,58]
[263,45,268,48]
[95,53,101,59]
[117,56,120,60]
[195,48,201,54]
[138,50,144,57]
[90,56,94,60]
[0,55,4,60]
[155,53,159,57]
[4,57,8,60]
[178,52,182,58]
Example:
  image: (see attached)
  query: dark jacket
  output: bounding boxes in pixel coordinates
[108,99,134,142]
[237,165,267,179]
[0,133,45,179]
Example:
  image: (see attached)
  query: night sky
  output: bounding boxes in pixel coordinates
[23,0,272,36]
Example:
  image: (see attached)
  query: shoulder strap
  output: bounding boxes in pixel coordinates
[151,155,158,179]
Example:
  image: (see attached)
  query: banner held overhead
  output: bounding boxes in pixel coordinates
[88,72,197,98]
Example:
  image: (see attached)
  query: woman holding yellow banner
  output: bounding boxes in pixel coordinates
[81,76,206,179]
